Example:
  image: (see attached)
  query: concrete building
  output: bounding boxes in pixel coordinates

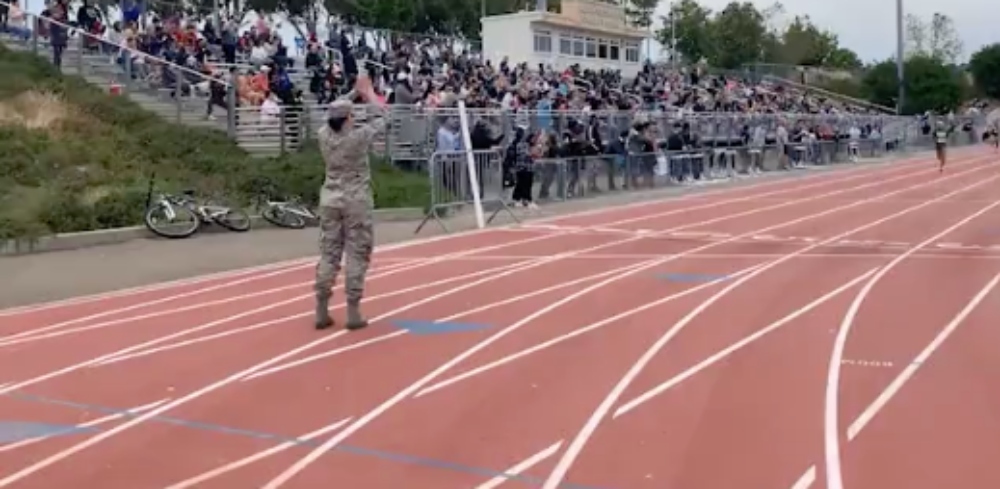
[481,0,650,78]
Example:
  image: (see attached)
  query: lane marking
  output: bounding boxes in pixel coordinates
[475,441,563,489]
[847,271,1000,441]
[90,160,946,369]
[0,390,610,488]
[163,417,354,489]
[86,258,555,365]
[0,152,949,318]
[0,155,980,487]
[415,265,761,398]
[823,198,1000,489]
[613,268,877,418]
[0,399,168,454]
[790,465,817,489]
[6,157,933,347]
[260,159,996,488]
[840,359,894,368]
[161,159,987,379]
[388,252,1000,261]
[243,261,657,381]
[543,175,1000,489]
[1,260,466,341]
[794,275,1000,489]
[0,247,567,349]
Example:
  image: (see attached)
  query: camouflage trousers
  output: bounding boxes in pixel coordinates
[314,202,374,303]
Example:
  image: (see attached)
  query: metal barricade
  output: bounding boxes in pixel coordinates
[416,149,519,233]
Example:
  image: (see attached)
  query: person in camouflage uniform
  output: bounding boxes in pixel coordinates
[314,76,387,331]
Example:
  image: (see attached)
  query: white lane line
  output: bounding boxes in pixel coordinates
[0,151,956,319]
[840,359,894,368]
[0,254,641,486]
[0,156,973,487]
[542,176,1000,489]
[174,158,982,380]
[2,154,921,346]
[474,441,563,489]
[86,157,941,368]
[0,260,315,318]
[0,263,310,341]
[90,258,548,366]
[0,399,169,454]
[847,271,1000,441]
[792,275,1000,489]
[823,199,1000,489]
[415,264,761,398]
[244,260,657,381]
[163,417,354,489]
[0,242,568,349]
[790,465,817,489]
[613,268,877,418]
[259,159,993,489]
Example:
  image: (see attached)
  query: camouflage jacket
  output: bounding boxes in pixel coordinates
[317,107,388,208]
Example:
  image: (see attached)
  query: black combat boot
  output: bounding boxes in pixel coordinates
[315,295,334,330]
[345,300,368,330]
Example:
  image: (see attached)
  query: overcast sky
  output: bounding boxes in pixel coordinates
[651,0,997,63]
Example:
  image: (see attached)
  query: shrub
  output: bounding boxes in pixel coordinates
[0,42,431,241]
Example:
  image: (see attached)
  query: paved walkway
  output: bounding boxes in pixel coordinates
[0,156,910,308]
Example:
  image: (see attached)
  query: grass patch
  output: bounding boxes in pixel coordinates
[0,43,429,241]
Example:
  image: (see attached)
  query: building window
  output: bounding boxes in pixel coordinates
[534,30,552,53]
[560,37,572,55]
[598,40,608,59]
[625,42,640,63]
[610,43,620,60]
[573,36,584,57]
[585,37,597,58]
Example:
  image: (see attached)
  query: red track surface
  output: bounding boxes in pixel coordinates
[2,148,1000,489]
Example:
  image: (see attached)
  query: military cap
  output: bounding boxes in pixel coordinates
[328,99,353,119]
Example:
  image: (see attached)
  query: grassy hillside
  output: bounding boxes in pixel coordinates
[0,43,429,241]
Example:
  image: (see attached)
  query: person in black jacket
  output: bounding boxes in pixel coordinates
[507,127,538,208]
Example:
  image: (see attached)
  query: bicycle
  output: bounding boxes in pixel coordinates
[144,190,252,239]
[257,195,317,229]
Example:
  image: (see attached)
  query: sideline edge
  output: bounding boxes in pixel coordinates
[0,149,944,315]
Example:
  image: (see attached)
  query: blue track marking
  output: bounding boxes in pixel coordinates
[2,391,609,489]
[392,319,493,335]
[0,421,96,443]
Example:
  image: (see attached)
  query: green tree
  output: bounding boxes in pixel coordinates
[862,55,963,114]
[927,13,963,64]
[625,0,659,29]
[969,43,1000,99]
[904,12,963,64]
[656,0,714,64]
[708,2,766,69]
[825,47,862,70]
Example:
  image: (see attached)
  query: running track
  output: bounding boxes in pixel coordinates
[2,148,1000,489]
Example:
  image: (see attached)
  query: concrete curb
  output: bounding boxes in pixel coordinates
[0,208,425,256]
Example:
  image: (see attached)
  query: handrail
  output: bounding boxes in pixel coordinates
[0,0,229,87]
[761,74,895,115]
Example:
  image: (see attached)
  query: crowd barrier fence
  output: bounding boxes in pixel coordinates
[415,149,519,233]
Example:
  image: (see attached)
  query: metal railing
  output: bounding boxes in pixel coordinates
[415,149,518,233]
[225,103,983,160]
[0,0,236,132]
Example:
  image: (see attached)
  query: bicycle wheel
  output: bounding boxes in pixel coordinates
[214,208,252,232]
[144,203,201,239]
[262,205,308,229]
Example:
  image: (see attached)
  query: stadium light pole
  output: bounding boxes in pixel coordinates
[895,0,905,114]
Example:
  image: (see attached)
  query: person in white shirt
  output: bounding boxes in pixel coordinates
[258,92,281,133]
[847,125,861,162]
[5,0,31,41]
